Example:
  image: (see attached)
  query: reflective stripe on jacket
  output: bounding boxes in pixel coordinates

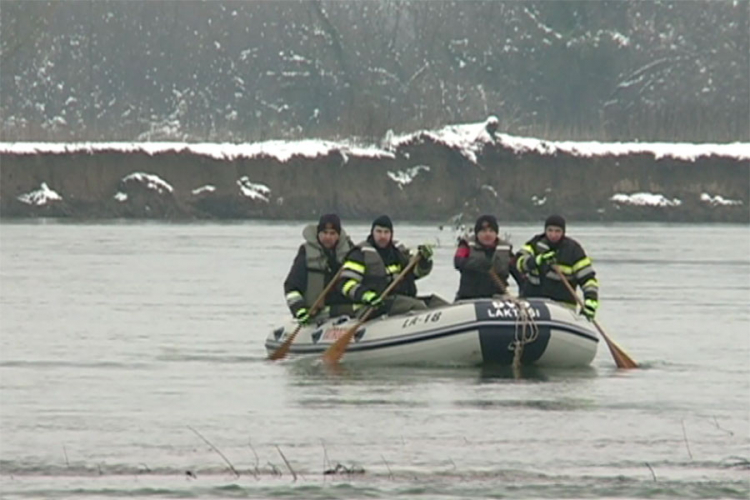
[516,233,598,305]
[283,224,353,315]
[340,239,429,302]
[301,224,350,305]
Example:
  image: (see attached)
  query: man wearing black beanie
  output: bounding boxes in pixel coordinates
[317,213,342,235]
[516,215,600,320]
[339,215,434,316]
[454,214,517,299]
[474,214,499,235]
[544,214,566,233]
[283,213,354,326]
[370,214,393,233]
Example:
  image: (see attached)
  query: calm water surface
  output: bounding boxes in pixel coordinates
[0,221,748,499]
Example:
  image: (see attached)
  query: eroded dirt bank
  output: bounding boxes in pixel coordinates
[1,129,748,223]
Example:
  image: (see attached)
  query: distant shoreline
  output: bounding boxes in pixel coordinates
[1,218,748,227]
[2,122,748,223]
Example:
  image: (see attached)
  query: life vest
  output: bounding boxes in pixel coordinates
[517,234,598,305]
[356,239,411,295]
[301,224,352,306]
[455,238,511,299]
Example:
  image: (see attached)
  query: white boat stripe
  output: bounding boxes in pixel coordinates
[266,319,598,353]
[341,320,598,350]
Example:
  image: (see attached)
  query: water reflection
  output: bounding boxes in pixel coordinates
[478,364,597,382]
[283,358,599,385]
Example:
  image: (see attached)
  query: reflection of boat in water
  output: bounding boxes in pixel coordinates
[265,297,599,367]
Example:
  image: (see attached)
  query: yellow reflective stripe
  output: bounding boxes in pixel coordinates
[516,256,528,272]
[386,264,401,275]
[516,245,534,273]
[572,257,592,273]
[343,260,365,274]
[556,264,573,275]
[285,291,303,301]
[582,278,599,290]
[517,245,536,272]
[342,279,358,295]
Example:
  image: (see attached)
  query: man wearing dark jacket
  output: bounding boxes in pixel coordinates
[454,214,515,300]
[283,214,354,325]
[516,215,599,319]
[339,215,433,316]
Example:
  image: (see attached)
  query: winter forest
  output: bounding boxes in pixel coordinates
[1,0,748,144]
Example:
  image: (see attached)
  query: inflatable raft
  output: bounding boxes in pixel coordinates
[265,297,599,367]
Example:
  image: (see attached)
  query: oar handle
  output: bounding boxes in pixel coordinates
[379,253,423,301]
[488,268,508,294]
[553,265,587,311]
[308,265,347,317]
[268,265,347,361]
[322,252,423,365]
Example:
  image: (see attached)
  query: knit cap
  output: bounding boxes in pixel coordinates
[317,213,342,234]
[474,214,499,234]
[371,215,393,232]
[544,214,566,232]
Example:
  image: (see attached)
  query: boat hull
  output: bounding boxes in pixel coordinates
[265,298,598,367]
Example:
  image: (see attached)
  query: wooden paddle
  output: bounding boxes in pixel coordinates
[552,265,638,369]
[321,253,422,366]
[268,266,346,361]
[488,268,509,295]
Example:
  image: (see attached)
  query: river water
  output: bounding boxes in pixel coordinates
[0,220,748,499]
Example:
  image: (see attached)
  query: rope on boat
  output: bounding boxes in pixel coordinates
[488,270,539,376]
[509,296,539,376]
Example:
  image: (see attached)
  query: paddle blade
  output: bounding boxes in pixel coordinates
[553,265,638,370]
[321,255,419,366]
[271,266,347,361]
[321,322,360,365]
[599,329,638,369]
[268,325,302,361]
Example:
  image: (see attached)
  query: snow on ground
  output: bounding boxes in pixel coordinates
[481,184,498,198]
[191,185,216,195]
[0,140,392,163]
[389,118,750,163]
[700,193,743,206]
[237,176,270,202]
[121,172,173,194]
[17,182,63,206]
[387,165,430,189]
[610,192,682,207]
[1,118,747,164]
[531,195,547,206]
